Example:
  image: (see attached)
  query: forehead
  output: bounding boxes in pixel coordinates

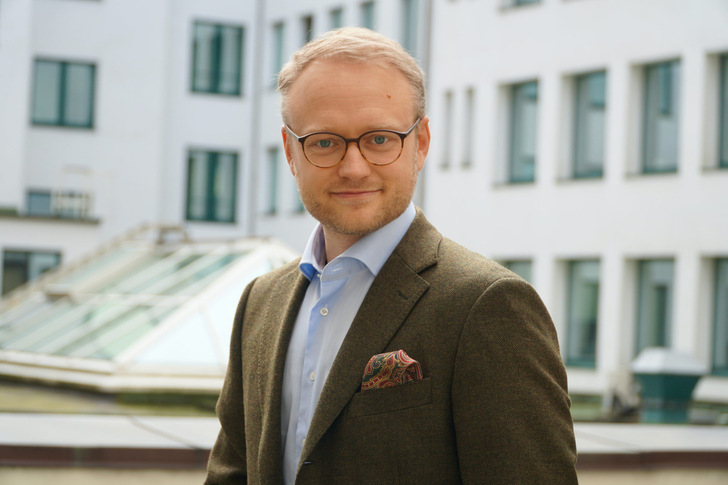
[286,59,416,132]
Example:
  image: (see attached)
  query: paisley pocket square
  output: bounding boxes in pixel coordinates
[361,350,423,391]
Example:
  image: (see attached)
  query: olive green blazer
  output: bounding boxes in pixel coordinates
[206,212,578,484]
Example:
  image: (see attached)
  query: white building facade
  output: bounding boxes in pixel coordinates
[0,0,726,405]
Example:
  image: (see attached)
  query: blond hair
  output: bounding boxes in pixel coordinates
[277,27,426,124]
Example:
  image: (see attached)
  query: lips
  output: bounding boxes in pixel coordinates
[330,189,381,199]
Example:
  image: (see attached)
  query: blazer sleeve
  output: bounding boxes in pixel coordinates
[205,282,254,485]
[452,276,578,483]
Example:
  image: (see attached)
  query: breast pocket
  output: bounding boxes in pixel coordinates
[346,377,432,418]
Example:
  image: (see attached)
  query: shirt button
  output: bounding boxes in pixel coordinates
[309,371,316,382]
[320,307,328,316]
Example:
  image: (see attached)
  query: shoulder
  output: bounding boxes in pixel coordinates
[430,236,525,293]
[244,258,302,300]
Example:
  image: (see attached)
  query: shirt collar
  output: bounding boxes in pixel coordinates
[299,202,416,281]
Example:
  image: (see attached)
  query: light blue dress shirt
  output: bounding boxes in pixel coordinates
[280,203,416,484]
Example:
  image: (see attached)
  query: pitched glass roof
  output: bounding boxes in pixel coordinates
[0,227,298,393]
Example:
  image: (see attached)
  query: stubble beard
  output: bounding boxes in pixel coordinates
[296,152,419,238]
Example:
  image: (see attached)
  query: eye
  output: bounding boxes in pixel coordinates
[372,135,388,145]
[306,135,341,152]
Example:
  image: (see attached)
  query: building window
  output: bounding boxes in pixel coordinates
[301,15,314,45]
[329,8,344,29]
[508,81,538,183]
[504,0,540,7]
[360,2,375,30]
[271,22,286,87]
[713,259,728,375]
[401,0,418,55]
[573,71,606,178]
[31,59,95,128]
[566,260,600,367]
[27,191,53,217]
[462,87,476,167]
[2,250,61,296]
[293,180,306,213]
[502,260,532,283]
[441,90,454,168]
[266,147,279,215]
[186,150,238,223]
[191,22,244,96]
[635,259,674,355]
[719,55,728,168]
[26,190,93,219]
[642,60,680,173]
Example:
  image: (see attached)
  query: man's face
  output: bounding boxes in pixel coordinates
[282,60,430,241]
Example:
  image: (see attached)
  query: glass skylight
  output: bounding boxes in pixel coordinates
[0,228,298,392]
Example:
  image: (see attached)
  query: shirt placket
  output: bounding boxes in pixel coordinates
[293,262,348,459]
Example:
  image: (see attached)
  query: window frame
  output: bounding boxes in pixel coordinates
[502,259,533,283]
[190,21,245,96]
[271,22,286,89]
[635,259,675,355]
[641,60,681,174]
[508,80,539,184]
[31,58,96,129]
[2,250,62,296]
[441,90,454,168]
[401,0,418,55]
[565,260,600,368]
[572,71,606,179]
[462,87,476,168]
[360,1,375,30]
[301,15,314,45]
[712,258,728,376]
[329,8,344,29]
[185,150,239,224]
[719,55,728,169]
[265,147,280,216]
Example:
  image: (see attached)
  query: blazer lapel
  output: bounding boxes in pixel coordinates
[255,265,310,482]
[298,211,441,469]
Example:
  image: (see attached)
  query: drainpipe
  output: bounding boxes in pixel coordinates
[246,0,267,236]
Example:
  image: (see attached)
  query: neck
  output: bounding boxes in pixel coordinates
[322,228,363,263]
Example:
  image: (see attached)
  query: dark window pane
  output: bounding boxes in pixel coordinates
[502,260,532,283]
[360,2,375,30]
[32,61,62,124]
[566,260,600,367]
[2,250,61,295]
[330,8,343,29]
[573,71,606,178]
[192,22,243,95]
[636,260,674,354]
[27,191,52,216]
[31,60,95,128]
[719,55,728,168]
[186,150,237,223]
[713,259,728,374]
[643,61,680,173]
[63,63,95,126]
[509,81,538,183]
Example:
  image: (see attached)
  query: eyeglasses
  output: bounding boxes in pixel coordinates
[286,118,421,168]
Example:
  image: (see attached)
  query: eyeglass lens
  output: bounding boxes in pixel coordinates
[303,131,404,167]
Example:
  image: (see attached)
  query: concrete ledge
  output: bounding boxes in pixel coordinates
[577,451,728,470]
[0,445,209,469]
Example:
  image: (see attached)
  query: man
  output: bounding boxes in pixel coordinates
[206,27,578,484]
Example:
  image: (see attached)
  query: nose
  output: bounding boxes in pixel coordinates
[337,140,371,180]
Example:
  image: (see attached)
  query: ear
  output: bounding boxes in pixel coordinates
[415,116,431,172]
[281,125,296,176]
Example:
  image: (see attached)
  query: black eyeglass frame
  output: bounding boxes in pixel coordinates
[286,118,421,168]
